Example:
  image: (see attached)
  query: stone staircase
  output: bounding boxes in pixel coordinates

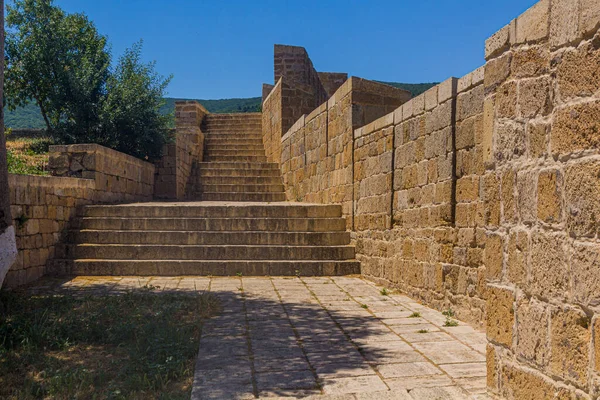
[49,113,360,277]
[190,113,286,202]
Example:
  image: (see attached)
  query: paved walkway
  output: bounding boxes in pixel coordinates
[21,276,489,399]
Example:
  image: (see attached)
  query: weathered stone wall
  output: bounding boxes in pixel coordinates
[48,144,155,203]
[274,44,328,104]
[6,174,95,288]
[262,79,284,164]
[279,77,412,228]
[483,1,600,398]
[318,72,348,98]
[155,101,206,199]
[352,73,490,329]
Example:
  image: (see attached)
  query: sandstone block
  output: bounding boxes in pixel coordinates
[571,241,600,306]
[485,54,512,93]
[550,306,591,386]
[487,285,514,347]
[496,81,517,118]
[515,0,550,44]
[527,121,548,159]
[564,160,600,238]
[518,76,552,118]
[517,170,537,224]
[530,232,569,299]
[595,317,600,373]
[516,297,549,366]
[482,96,495,168]
[486,24,511,60]
[580,0,600,36]
[501,364,557,400]
[507,230,528,286]
[557,40,600,100]
[483,173,500,227]
[484,233,504,281]
[494,121,526,164]
[550,0,580,49]
[537,169,562,224]
[501,169,516,224]
[551,100,600,156]
[511,46,550,78]
[456,176,479,203]
[487,344,499,390]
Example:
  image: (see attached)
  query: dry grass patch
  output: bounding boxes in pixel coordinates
[0,287,220,399]
[5,136,52,175]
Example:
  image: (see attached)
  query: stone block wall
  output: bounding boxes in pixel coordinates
[279,77,412,228]
[6,174,95,288]
[352,73,489,329]
[48,144,155,203]
[155,101,206,199]
[318,72,348,98]
[483,1,600,398]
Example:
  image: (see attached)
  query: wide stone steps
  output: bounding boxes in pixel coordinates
[199,192,286,202]
[199,168,281,177]
[205,145,266,151]
[197,183,285,193]
[206,150,266,157]
[197,162,279,170]
[61,244,355,261]
[50,259,359,277]
[205,139,264,146]
[205,133,262,139]
[78,217,344,231]
[66,230,351,245]
[82,204,341,218]
[199,176,282,185]
[204,155,267,162]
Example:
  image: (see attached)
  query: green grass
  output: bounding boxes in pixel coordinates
[408,312,421,318]
[0,289,220,399]
[380,288,388,296]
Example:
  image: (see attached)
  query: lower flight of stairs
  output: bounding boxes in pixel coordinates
[49,202,360,276]
[48,112,360,277]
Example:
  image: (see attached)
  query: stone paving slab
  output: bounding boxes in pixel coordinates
[17,276,491,399]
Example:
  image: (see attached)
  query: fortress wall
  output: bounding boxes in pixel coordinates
[155,101,206,200]
[6,174,96,288]
[483,1,600,398]
[318,72,348,98]
[353,73,488,330]
[278,78,411,228]
[262,79,284,163]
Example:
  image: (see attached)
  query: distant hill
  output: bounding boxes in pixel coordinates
[5,81,439,129]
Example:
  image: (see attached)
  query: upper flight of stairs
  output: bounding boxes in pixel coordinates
[48,112,360,277]
[190,114,286,202]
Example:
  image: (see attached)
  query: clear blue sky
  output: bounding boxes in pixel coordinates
[51,0,537,100]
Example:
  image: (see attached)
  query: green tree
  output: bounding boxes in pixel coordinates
[5,0,172,160]
[101,42,172,160]
[5,0,110,136]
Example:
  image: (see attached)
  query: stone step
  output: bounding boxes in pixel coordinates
[204,129,261,134]
[206,150,266,157]
[205,139,264,145]
[78,217,345,231]
[205,134,263,140]
[200,192,287,202]
[204,155,268,162]
[82,204,342,218]
[67,230,351,245]
[197,183,284,193]
[197,162,279,170]
[198,176,282,185]
[62,244,355,261]
[205,144,266,151]
[49,259,360,277]
[199,168,281,177]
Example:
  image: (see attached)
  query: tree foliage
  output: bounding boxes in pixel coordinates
[5,0,172,160]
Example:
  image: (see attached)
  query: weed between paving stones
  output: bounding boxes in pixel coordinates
[0,288,220,399]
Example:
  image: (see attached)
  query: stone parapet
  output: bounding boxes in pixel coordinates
[48,143,155,203]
